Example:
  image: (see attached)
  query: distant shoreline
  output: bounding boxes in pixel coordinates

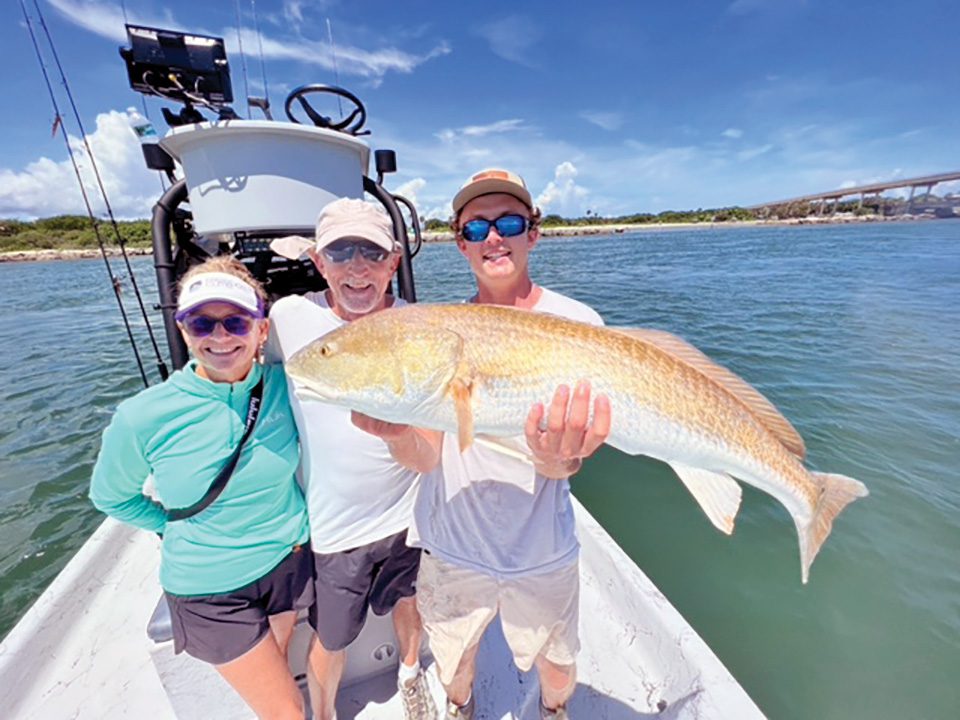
[0,214,946,264]
[427,212,939,242]
[0,246,154,264]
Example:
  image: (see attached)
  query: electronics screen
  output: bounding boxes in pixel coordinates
[120,24,233,105]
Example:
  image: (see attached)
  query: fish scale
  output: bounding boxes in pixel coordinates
[287,302,868,583]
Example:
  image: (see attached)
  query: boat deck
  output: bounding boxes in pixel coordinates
[0,502,764,719]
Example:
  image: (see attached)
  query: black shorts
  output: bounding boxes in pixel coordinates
[309,530,421,651]
[165,544,314,665]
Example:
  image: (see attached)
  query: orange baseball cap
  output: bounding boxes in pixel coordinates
[451,168,534,216]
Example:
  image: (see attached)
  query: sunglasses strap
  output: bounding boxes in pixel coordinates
[164,376,265,522]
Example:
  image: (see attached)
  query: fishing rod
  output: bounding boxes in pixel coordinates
[19,0,149,387]
[30,0,168,382]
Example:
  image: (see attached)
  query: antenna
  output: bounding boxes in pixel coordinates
[119,2,165,192]
[233,0,250,118]
[251,0,270,110]
[326,18,344,118]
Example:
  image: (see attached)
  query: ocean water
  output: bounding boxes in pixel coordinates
[1,221,958,719]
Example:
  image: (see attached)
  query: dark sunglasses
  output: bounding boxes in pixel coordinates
[460,214,529,243]
[322,239,391,264]
[181,313,257,337]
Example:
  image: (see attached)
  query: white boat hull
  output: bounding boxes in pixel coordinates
[0,501,764,719]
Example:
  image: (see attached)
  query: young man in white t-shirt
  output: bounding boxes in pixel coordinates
[407,169,612,719]
[267,198,441,720]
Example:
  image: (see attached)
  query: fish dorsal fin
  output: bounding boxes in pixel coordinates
[668,461,742,535]
[615,327,806,460]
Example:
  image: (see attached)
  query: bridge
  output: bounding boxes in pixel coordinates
[748,170,960,215]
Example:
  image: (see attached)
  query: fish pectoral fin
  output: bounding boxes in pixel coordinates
[668,461,742,535]
[294,386,327,403]
[449,376,475,452]
[615,327,807,460]
[475,435,536,464]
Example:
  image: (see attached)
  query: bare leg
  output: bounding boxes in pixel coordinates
[392,595,423,667]
[307,636,345,720]
[440,641,481,707]
[534,655,577,711]
[268,610,298,657]
[215,632,304,720]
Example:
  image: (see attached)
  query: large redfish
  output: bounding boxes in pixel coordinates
[286,303,867,583]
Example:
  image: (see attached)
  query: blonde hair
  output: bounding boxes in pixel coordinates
[178,256,268,307]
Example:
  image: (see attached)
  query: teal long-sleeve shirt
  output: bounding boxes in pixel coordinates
[89,361,309,595]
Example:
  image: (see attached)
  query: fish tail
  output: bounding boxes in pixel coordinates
[798,472,869,583]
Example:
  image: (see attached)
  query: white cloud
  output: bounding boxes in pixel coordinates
[319,108,945,222]
[435,119,527,143]
[737,143,774,161]
[391,177,448,221]
[938,180,960,197]
[47,0,176,42]
[283,1,306,25]
[242,28,450,79]
[722,127,744,139]
[392,177,427,217]
[536,161,590,217]
[461,119,525,137]
[581,112,624,132]
[474,16,541,67]
[0,110,161,219]
[48,0,449,82]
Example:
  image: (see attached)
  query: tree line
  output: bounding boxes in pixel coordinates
[4,192,956,253]
[422,206,757,231]
[0,216,153,253]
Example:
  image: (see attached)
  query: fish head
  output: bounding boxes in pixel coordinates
[285,310,463,424]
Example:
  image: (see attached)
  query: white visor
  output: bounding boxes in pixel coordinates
[176,272,262,318]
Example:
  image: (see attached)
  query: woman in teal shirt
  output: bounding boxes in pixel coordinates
[90,257,311,719]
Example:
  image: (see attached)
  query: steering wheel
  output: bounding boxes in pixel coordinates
[284,84,368,135]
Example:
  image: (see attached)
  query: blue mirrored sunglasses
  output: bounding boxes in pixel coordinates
[461,214,529,243]
[181,313,256,337]
[322,239,391,264]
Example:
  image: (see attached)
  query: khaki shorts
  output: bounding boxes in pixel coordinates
[416,552,580,685]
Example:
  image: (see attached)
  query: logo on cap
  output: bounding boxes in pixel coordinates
[472,170,512,182]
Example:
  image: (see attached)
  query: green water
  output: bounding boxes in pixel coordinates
[1,221,958,718]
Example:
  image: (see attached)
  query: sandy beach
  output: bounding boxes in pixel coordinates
[0,246,153,264]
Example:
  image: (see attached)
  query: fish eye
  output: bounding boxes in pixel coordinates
[319,344,330,357]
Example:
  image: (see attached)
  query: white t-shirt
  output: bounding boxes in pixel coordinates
[408,287,604,578]
[267,292,419,553]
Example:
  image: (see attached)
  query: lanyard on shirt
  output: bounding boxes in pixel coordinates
[165,376,264,522]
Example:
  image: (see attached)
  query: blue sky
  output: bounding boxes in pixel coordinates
[3,0,957,220]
